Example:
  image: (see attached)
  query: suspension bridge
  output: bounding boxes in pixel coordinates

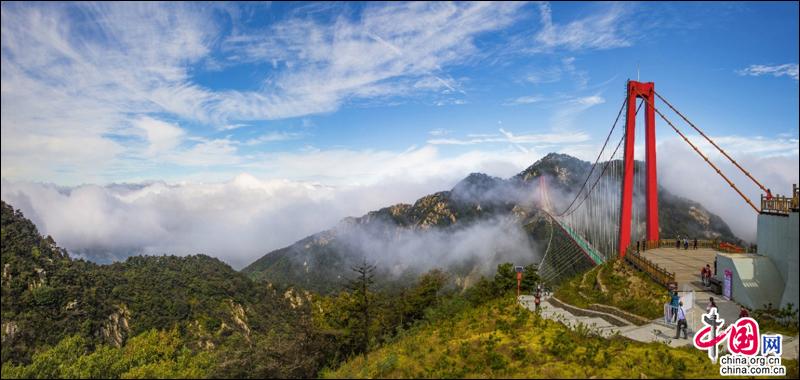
[535,80,784,287]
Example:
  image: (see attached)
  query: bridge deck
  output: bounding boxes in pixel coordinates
[640,247,717,290]
[641,247,744,331]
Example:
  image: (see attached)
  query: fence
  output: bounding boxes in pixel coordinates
[760,184,798,214]
[630,238,751,254]
[624,247,675,288]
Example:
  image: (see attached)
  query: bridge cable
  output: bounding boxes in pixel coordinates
[654,91,772,197]
[641,97,760,213]
[556,95,628,216]
[564,99,644,217]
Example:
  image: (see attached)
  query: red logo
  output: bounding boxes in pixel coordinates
[693,308,760,363]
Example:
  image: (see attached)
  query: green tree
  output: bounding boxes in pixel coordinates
[346,259,376,362]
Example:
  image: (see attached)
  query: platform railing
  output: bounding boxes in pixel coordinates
[624,247,675,288]
[760,184,798,214]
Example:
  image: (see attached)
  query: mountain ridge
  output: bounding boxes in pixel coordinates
[242,153,741,293]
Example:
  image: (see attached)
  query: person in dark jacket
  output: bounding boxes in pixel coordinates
[675,301,688,339]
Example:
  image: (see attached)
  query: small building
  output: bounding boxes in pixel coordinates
[714,185,799,311]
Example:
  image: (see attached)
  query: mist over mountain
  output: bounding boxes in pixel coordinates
[243,153,742,293]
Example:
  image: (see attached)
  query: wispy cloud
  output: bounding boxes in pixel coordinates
[1,2,525,183]
[218,123,250,131]
[737,63,799,81]
[428,128,451,137]
[549,94,606,130]
[504,95,545,106]
[533,2,632,51]
[219,2,525,119]
[133,117,186,157]
[242,132,303,146]
[427,128,590,146]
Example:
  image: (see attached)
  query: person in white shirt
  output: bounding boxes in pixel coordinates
[674,301,688,339]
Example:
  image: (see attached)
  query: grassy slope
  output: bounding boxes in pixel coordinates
[555,259,669,320]
[323,296,797,379]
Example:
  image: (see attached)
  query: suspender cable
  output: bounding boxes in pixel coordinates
[557,96,628,216]
[654,91,772,197]
[564,100,643,217]
[642,97,760,213]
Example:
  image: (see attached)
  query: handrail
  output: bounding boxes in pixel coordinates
[630,238,751,254]
[761,184,798,215]
[624,247,675,288]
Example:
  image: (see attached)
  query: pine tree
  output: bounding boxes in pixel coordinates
[346,259,375,363]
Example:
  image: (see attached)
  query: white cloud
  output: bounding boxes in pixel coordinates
[242,132,303,146]
[1,2,529,183]
[218,2,525,119]
[657,137,799,242]
[737,63,799,81]
[573,95,605,106]
[133,117,186,156]
[218,123,249,131]
[165,138,242,167]
[533,2,632,51]
[0,143,543,269]
[427,128,590,147]
[504,95,545,105]
[549,94,606,130]
[428,128,451,136]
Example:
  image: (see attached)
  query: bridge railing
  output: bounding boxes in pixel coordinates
[624,247,675,288]
[760,184,798,215]
[630,238,750,254]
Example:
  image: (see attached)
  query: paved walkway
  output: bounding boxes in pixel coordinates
[519,294,799,356]
[642,247,745,331]
[519,248,800,356]
[519,295,695,348]
[642,247,717,291]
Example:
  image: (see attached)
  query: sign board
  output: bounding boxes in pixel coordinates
[723,269,732,300]
[515,266,524,273]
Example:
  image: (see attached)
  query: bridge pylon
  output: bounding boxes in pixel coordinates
[619,80,659,257]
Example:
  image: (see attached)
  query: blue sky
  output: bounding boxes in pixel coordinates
[1,2,798,267]
[1,1,797,186]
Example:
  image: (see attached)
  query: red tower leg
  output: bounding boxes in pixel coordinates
[644,86,660,242]
[619,81,659,257]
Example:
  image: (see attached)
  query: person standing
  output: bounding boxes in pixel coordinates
[534,290,541,312]
[739,306,750,319]
[670,291,681,323]
[714,257,718,276]
[684,238,689,250]
[700,266,707,287]
[693,238,698,250]
[707,297,718,313]
[675,301,688,339]
[676,237,681,249]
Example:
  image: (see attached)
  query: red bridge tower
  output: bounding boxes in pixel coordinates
[619,80,659,257]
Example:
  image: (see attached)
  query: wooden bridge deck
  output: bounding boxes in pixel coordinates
[639,247,718,291]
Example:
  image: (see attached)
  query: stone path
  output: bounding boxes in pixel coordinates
[519,294,800,356]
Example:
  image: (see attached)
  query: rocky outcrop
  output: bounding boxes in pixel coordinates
[227,300,250,336]
[101,305,131,347]
[1,321,18,344]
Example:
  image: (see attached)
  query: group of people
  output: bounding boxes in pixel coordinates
[675,236,698,250]
[670,294,751,339]
[668,290,689,339]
